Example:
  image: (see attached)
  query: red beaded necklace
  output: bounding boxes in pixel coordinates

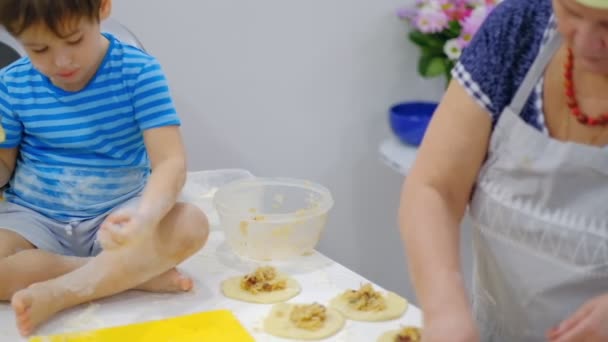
[564,48,608,126]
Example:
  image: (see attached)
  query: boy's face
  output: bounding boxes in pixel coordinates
[16,18,108,92]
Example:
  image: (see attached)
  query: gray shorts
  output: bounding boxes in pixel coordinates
[0,197,140,257]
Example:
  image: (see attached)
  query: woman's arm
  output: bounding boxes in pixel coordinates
[399,80,492,338]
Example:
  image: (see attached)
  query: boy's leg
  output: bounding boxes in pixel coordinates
[0,247,194,301]
[0,247,82,301]
[0,229,34,258]
[0,202,83,300]
[0,229,37,299]
[0,220,84,301]
[11,202,209,336]
[0,204,195,302]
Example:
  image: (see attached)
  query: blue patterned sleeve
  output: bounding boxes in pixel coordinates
[451,0,551,122]
[132,59,181,131]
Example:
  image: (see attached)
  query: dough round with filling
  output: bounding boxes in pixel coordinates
[329,287,408,321]
[263,303,345,340]
[221,273,301,304]
[377,326,422,342]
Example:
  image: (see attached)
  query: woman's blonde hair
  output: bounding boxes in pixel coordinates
[576,0,608,9]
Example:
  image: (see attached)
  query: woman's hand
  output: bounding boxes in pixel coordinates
[547,294,608,342]
[422,307,480,342]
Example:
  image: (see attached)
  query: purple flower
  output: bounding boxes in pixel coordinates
[396,7,417,22]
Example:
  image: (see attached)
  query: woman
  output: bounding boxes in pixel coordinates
[399,0,608,341]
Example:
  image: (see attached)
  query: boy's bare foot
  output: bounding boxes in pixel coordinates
[12,284,61,337]
[136,268,193,293]
[11,268,193,336]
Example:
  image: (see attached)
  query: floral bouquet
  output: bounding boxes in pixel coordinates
[397,0,502,85]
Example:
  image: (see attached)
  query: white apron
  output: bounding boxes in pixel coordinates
[469,32,608,341]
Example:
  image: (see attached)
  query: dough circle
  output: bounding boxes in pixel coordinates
[377,327,422,342]
[221,273,301,304]
[329,291,408,321]
[263,303,346,340]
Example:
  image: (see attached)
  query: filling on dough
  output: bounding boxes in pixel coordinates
[395,327,421,342]
[343,283,387,312]
[240,266,287,294]
[289,303,327,331]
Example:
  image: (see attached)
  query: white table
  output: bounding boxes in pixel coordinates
[378,137,418,176]
[0,229,422,341]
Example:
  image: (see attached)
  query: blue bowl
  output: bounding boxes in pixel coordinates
[389,101,437,146]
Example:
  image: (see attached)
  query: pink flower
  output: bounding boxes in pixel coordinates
[414,7,449,33]
[426,0,446,10]
[461,6,489,35]
[458,4,499,47]
[459,32,474,48]
[444,2,473,22]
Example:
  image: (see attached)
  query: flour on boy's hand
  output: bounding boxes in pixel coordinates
[97,223,125,250]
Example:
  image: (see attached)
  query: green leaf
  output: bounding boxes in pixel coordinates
[443,59,454,88]
[425,34,445,49]
[418,56,447,78]
[408,31,429,46]
[447,21,461,35]
[418,56,430,77]
[426,57,447,77]
[446,59,455,72]
[420,45,444,58]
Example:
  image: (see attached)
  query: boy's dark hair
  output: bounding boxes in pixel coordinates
[0,0,102,36]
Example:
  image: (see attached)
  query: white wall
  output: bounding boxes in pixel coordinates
[111,0,447,302]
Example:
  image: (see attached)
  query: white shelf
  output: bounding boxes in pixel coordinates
[378,137,418,176]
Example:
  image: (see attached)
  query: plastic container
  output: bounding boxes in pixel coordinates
[389,101,437,146]
[213,178,334,261]
[181,169,255,227]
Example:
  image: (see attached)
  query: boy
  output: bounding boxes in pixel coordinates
[0,0,209,337]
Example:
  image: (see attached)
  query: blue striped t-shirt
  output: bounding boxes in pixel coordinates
[0,33,181,222]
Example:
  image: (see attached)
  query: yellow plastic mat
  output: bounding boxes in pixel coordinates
[30,309,255,342]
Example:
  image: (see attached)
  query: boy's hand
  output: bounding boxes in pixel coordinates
[98,208,155,250]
